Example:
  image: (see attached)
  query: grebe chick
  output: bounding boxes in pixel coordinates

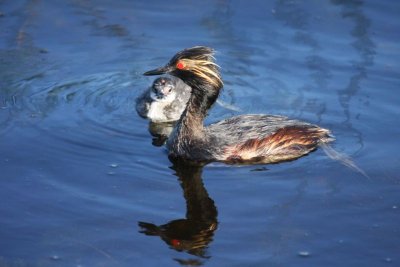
[136,76,191,123]
[144,46,334,164]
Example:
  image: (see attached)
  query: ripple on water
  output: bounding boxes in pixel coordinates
[2,70,177,186]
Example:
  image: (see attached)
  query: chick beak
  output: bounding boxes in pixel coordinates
[143,65,172,76]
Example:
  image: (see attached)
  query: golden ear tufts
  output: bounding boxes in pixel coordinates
[180,58,223,87]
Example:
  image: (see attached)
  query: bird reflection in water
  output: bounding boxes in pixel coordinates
[147,121,176,146]
[138,160,218,264]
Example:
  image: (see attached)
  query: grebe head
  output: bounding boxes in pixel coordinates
[150,77,175,101]
[144,46,223,90]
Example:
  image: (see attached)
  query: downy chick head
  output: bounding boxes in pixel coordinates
[150,77,176,101]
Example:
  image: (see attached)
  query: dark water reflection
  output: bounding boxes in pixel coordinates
[139,161,218,265]
[147,121,176,147]
[1,0,400,266]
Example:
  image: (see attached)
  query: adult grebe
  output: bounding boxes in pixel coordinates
[144,46,334,164]
[136,76,191,122]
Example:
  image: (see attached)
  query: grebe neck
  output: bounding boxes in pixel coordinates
[177,81,221,137]
[186,79,220,114]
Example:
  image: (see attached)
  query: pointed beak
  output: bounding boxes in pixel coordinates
[143,65,172,76]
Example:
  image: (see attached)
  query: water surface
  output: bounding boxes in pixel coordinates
[0,0,399,266]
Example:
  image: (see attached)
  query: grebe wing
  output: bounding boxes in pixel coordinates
[206,114,333,163]
[206,114,306,140]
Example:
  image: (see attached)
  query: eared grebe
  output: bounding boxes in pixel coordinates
[144,46,334,164]
[136,76,191,123]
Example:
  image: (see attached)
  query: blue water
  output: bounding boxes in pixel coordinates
[1,0,399,266]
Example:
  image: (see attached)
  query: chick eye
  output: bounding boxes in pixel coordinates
[176,61,185,70]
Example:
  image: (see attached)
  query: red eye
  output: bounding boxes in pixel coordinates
[176,61,185,70]
[171,239,181,246]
